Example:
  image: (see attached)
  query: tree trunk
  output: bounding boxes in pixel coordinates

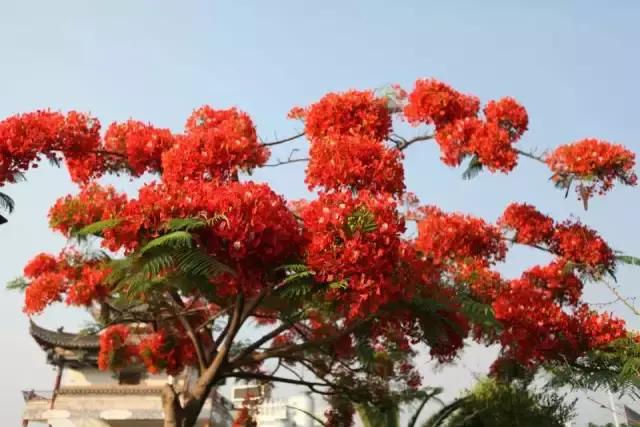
[162,384,215,427]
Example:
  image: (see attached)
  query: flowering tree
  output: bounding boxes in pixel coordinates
[2,79,639,427]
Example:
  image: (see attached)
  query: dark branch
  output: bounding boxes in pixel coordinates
[392,133,434,151]
[262,132,305,147]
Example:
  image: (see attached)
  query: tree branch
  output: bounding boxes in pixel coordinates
[262,132,305,147]
[230,322,294,363]
[392,133,434,151]
[168,292,208,373]
[234,317,372,366]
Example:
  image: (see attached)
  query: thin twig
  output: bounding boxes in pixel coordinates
[262,132,305,147]
[602,280,640,317]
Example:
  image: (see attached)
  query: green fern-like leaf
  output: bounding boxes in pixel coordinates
[174,247,233,278]
[0,191,15,213]
[164,214,227,232]
[345,206,377,236]
[462,155,483,180]
[6,277,28,291]
[616,255,640,267]
[75,218,122,238]
[140,231,194,254]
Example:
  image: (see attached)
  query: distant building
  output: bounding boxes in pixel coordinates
[231,384,320,427]
[22,320,233,427]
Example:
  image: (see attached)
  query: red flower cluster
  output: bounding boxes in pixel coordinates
[453,261,505,303]
[518,261,583,306]
[404,80,529,172]
[138,330,197,376]
[305,135,405,194]
[551,220,614,272]
[546,138,637,203]
[49,183,128,239]
[483,97,529,140]
[302,90,403,194]
[104,120,175,176]
[498,203,554,245]
[0,110,103,185]
[98,325,137,371]
[301,190,405,317]
[404,79,480,128]
[415,206,506,267]
[493,278,626,365]
[22,250,111,314]
[499,203,614,274]
[161,106,269,184]
[575,306,627,348]
[304,90,391,141]
[434,117,482,166]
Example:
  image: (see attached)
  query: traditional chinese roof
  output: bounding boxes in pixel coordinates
[29,320,100,368]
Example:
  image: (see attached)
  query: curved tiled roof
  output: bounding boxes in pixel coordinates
[29,320,100,350]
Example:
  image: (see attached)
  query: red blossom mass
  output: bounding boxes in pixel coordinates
[303,90,392,141]
[22,250,111,314]
[0,110,103,185]
[305,135,405,194]
[415,206,506,267]
[6,77,637,400]
[98,325,138,371]
[546,138,637,202]
[551,220,614,272]
[498,203,555,245]
[404,79,480,128]
[104,120,175,176]
[162,106,269,184]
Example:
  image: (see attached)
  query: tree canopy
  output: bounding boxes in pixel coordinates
[1,79,639,427]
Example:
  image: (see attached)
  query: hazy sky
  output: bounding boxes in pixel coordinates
[1,1,639,425]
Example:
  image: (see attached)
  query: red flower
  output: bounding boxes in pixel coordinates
[468,121,519,172]
[138,330,196,376]
[0,110,103,185]
[483,97,528,140]
[433,117,482,166]
[415,206,506,267]
[546,139,637,203]
[404,79,480,128]
[520,260,583,306]
[162,106,269,184]
[104,120,175,176]
[305,135,405,194]
[304,90,391,141]
[302,190,405,317]
[551,220,614,272]
[48,183,128,238]
[98,325,138,371]
[22,251,111,314]
[498,203,554,245]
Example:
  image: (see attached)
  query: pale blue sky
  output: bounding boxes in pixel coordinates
[1,1,639,425]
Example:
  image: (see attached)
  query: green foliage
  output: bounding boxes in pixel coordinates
[459,294,500,333]
[140,231,195,253]
[105,225,233,298]
[462,155,483,180]
[356,403,400,427]
[424,379,574,427]
[75,218,122,239]
[345,206,377,236]
[0,191,15,213]
[616,254,640,267]
[163,214,226,232]
[547,336,640,398]
[6,277,28,291]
